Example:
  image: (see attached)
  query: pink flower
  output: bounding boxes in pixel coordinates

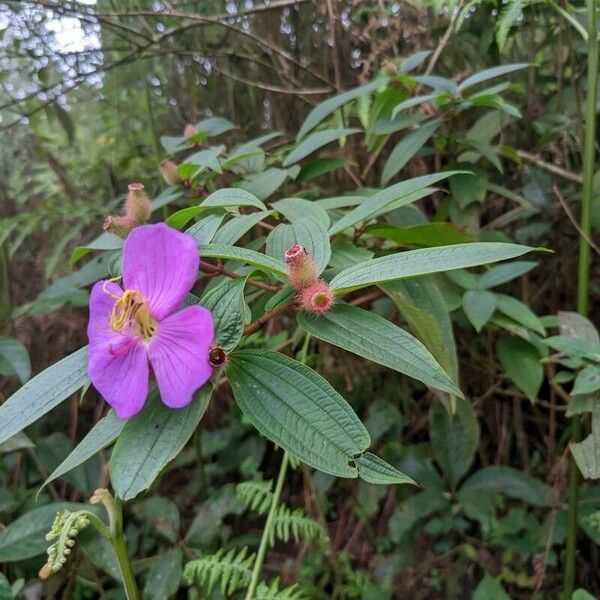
[87,223,214,419]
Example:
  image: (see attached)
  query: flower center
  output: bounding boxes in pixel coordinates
[103,283,157,341]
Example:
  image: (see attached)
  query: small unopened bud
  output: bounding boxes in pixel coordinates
[183,123,197,138]
[39,563,53,580]
[300,280,334,314]
[382,60,398,77]
[103,215,137,238]
[285,244,318,290]
[160,159,182,186]
[209,346,228,368]
[124,183,151,223]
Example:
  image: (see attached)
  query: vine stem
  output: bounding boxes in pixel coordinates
[245,451,290,600]
[564,0,598,596]
[111,530,140,600]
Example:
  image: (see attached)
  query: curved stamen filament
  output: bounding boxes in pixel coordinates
[103,283,157,341]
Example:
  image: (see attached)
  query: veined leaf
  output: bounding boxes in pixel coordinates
[497,337,543,402]
[202,188,266,211]
[70,233,123,266]
[198,244,286,279]
[366,223,473,247]
[272,198,330,229]
[110,386,212,500]
[266,218,331,273]
[227,350,370,477]
[283,128,360,166]
[478,260,537,288]
[457,63,529,92]
[185,213,225,244]
[297,303,462,396]
[329,243,536,293]
[355,453,415,485]
[0,347,88,445]
[212,211,272,245]
[329,171,465,236]
[463,289,496,332]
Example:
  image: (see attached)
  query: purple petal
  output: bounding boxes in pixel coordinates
[148,306,214,409]
[122,223,199,320]
[88,280,149,419]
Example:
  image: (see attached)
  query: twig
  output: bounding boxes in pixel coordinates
[243,300,294,335]
[519,150,583,183]
[553,185,600,256]
[424,0,466,77]
[200,262,280,292]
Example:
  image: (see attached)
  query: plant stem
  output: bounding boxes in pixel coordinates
[245,451,289,600]
[111,531,140,600]
[564,1,598,596]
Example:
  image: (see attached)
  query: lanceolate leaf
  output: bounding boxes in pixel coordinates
[227,350,370,477]
[110,386,212,500]
[329,243,536,293]
[41,410,125,493]
[297,303,462,396]
[329,171,465,235]
[212,210,272,245]
[198,244,286,279]
[266,218,331,273]
[497,337,542,402]
[463,289,496,332]
[0,336,31,383]
[283,128,360,166]
[0,347,88,445]
[297,78,388,141]
[201,188,267,211]
[186,213,225,244]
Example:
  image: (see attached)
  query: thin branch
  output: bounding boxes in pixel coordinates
[518,150,583,183]
[200,262,281,292]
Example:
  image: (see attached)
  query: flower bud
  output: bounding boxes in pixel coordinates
[285,244,318,290]
[300,280,334,314]
[39,563,53,580]
[124,183,151,223]
[183,123,197,138]
[103,215,137,238]
[159,159,182,186]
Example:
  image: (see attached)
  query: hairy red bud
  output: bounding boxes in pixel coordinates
[183,123,197,138]
[285,244,318,290]
[103,215,137,238]
[300,280,334,314]
[159,160,182,186]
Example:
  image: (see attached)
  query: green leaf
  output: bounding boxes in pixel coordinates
[459,466,554,507]
[399,50,432,73]
[200,279,247,351]
[478,261,537,288]
[266,218,331,273]
[40,410,125,494]
[143,548,183,600]
[430,397,480,488]
[227,350,370,477]
[110,386,212,500]
[70,232,123,266]
[558,311,600,347]
[472,574,511,600]
[237,168,287,200]
[297,79,387,141]
[457,63,529,92]
[329,171,464,236]
[0,502,95,562]
[391,94,440,119]
[160,135,187,153]
[543,335,600,360]
[195,116,235,136]
[296,158,345,183]
[463,289,496,332]
[329,243,536,293]
[202,188,267,211]
[283,128,360,166]
[0,336,31,383]
[185,213,225,244]
[497,337,543,402]
[0,347,88,445]
[449,169,488,208]
[366,223,473,247]
[355,452,415,485]
[185,148,222,173]
[495,294,545,335]
[198,244,286,279]
[297,303,462,396]
[571,409,600,480]
[381,119,441,185]
[212,211,272,245]
[573,366,600,396]
[272,198,330,229]
[572,590,597,600]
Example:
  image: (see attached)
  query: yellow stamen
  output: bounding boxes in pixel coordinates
[103,282,157,341]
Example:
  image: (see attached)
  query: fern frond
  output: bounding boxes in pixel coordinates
[255,577,309,599]
[270,505,329,546]
[183,546,255,596]
[496,0,527,50]
[237,480,274,515]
